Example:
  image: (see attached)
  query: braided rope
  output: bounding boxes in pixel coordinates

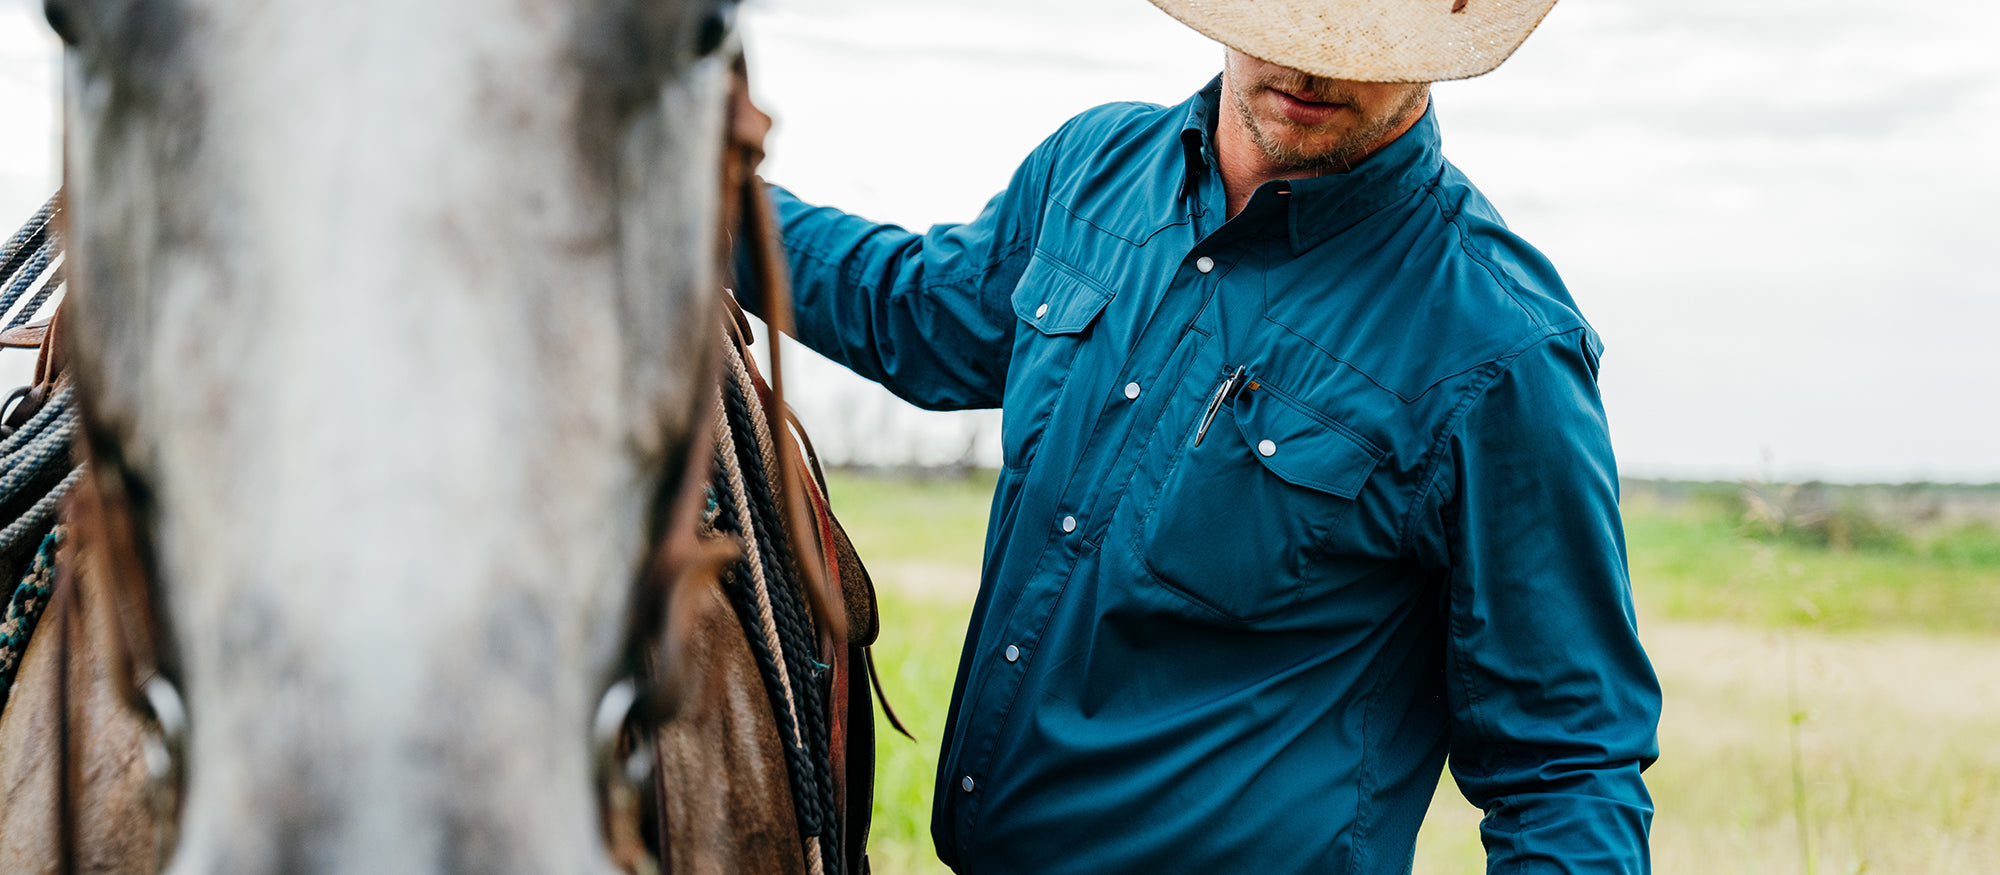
[712,383,803,741]
[707,336,842,872]
[0,527,64,715]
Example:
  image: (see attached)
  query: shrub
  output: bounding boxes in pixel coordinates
[1738,481,1910,554]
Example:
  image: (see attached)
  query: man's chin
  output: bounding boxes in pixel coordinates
[1251,126,1349,170]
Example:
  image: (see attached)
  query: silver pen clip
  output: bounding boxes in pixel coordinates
[1192,365,1246,447]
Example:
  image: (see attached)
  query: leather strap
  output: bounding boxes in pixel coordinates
[0,321,48,349]
[2,303,69,433]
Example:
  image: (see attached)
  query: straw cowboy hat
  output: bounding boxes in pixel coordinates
[1147,0,1560,82]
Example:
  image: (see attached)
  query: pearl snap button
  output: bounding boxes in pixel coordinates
[1195,256,1214,274]
[1124,382,1141,400]
[1062,515,1077,533]
[1034,303,1049,319]
[1258,439,1277,457]
[1005,645,1020,663]
[962,776,975,792]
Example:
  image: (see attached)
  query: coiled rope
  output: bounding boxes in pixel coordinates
[706,329,842,874]
[0,192,81,716]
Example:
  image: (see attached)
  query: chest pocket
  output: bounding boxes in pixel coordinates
[1136,380,1383,623]
[1001,253,1111,470]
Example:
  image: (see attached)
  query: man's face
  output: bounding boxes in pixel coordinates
[1223,50,1431,172]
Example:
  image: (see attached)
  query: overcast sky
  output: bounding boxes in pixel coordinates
[3,0,1996,482]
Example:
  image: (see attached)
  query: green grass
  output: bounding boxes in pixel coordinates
[826,470,997,567]
[1623,484,2000,635]
[859,592,970,875]
[826,471,986,875]
[828,471,2000,874]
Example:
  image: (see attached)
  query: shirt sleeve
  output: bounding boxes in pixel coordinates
[733,125,1073,411]
[1422,328,1662,873]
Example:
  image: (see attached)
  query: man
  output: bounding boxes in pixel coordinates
[739,0,1660,871]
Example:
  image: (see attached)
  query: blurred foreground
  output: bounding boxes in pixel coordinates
[831,472,2000,874]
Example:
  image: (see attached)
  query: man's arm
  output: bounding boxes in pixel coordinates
[1423,328,1661,873]
[734,125,1074,411]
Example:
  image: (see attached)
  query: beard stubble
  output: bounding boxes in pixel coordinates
[1228,71,1429,174]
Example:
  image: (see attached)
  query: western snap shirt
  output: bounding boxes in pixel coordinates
[740,79,1661,874]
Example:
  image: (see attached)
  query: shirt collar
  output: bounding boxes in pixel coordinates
[1178,77,1445,254]
[1178,78,1221,201]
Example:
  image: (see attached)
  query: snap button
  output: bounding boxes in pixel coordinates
[1195,256,1214,274]
[962,776,975,793]
[1005,645,1020,663]
[1124,382,1141,400]
[1034,303,1049,319]
[1062,515,1077,533]
[1258,439,1277,457]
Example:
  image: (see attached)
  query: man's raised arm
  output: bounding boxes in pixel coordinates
[733,124,1077,412]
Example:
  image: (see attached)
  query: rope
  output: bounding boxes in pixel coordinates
[0,192,57,285]
[712,384,803,740]
[0,384,75,458]
[0,195,83,727]
[0,527,64,715]
[0,465,82,558]
[707,334,842,872]
[0,416,76,507]
[8,263,62,330]
[0,241,53,321]
[805,836,826,875]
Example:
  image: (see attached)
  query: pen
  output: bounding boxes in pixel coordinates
[1192,365,1246,447]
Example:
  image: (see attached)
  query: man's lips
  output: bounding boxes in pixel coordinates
[1269,87,1346,126]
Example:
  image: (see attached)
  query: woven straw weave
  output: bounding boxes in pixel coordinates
[1147,0,1559,82]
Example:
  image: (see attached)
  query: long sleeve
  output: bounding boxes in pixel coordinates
[734,127,1072,412]
[1424,328,1661,873]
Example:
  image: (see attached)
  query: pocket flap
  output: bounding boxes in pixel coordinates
[1232,385,1382,498]
[1011,253,1111,336]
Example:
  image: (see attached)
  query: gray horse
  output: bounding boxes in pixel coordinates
[13,0,756,872]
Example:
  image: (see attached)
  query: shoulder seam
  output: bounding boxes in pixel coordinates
[1395,325,1594,555]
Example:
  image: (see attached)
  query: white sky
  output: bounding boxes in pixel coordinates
[3,0,1996,482]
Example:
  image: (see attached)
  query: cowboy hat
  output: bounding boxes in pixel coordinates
[1146,0,1559,82]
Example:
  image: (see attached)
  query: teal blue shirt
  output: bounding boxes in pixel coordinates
[747,80,1659,874]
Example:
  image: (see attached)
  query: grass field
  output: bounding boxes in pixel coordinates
[825,471,2000,874]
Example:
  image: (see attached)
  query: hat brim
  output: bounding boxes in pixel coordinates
[1147,0,1560,82]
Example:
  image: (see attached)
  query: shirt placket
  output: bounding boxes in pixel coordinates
[943,220,1254,855]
